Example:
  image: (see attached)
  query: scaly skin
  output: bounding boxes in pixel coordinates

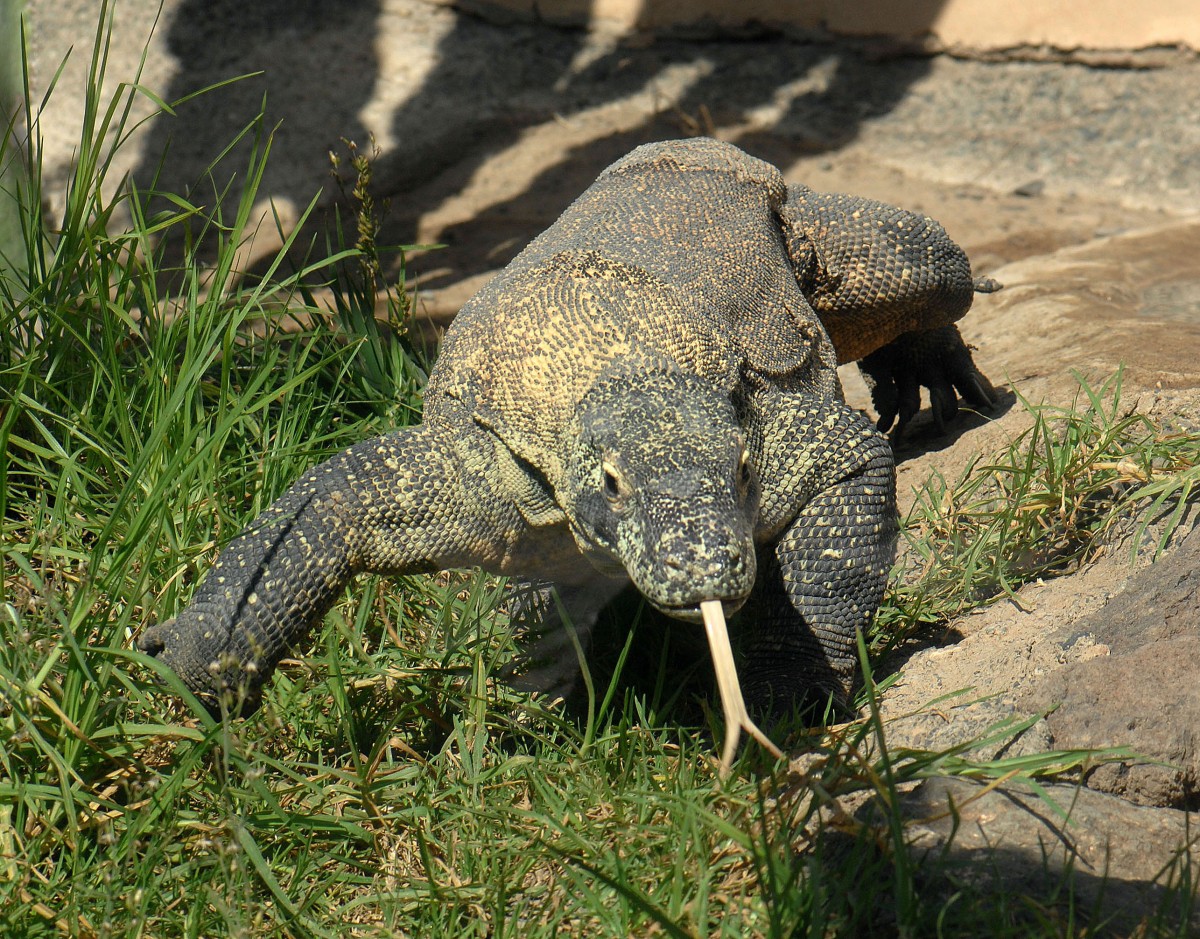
[140,137,994,719]
[138,416,522,708]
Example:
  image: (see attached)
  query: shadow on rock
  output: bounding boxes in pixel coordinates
[890,386,1018,465]
[822,775,1200,936]
[128,1,955,292]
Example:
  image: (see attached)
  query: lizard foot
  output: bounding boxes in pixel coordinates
[857,324,996,436]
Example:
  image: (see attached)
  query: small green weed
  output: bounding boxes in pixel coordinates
[876,370,1200,647]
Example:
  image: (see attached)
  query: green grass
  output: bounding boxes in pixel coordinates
[876,370,1200,650]
[3,7,1200,936]
[0,0,30,285]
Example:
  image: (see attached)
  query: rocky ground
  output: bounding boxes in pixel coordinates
[27,0,1200,926]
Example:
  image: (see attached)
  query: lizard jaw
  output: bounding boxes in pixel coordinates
[700,599,785,776]
[651,595,747,623]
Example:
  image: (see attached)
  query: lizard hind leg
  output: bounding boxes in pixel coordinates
[782,185,998,436]
[858,323,997,435]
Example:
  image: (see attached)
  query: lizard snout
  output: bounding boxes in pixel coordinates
[655,526,756,604]
[661,537,746,579]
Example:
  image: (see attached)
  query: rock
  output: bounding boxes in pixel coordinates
[883,522,1200,810]
[880,776,1200,935]
[1019,524,1200,808]
[883,692,1055,762]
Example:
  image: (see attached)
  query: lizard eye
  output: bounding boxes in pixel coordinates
[602,460,627,505]
[737,448,754,493]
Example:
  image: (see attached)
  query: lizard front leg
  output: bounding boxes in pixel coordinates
[742,395,897,719]
[139,419,520,712]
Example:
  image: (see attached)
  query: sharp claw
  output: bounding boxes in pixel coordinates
[930,383,958,433]
[964,371,996,410]
[868,383,898,434]
[897,385,920,435]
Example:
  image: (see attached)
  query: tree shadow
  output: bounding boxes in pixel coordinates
[129,1,957,296]
[131,0,382,262]
[374,22,945,313]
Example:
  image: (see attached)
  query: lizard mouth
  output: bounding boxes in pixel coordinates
[651,595,748,623]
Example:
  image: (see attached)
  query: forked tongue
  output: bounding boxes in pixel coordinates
[700,599,785,776]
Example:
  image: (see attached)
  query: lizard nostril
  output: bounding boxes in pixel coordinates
[663,553,687,572]
[661,534,749,580]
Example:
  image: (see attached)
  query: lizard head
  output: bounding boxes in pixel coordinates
[563,367,759,621]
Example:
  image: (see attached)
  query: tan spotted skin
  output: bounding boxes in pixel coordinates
[139,138,990,717]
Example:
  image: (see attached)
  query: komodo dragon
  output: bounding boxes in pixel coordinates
[139,138,995,767]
